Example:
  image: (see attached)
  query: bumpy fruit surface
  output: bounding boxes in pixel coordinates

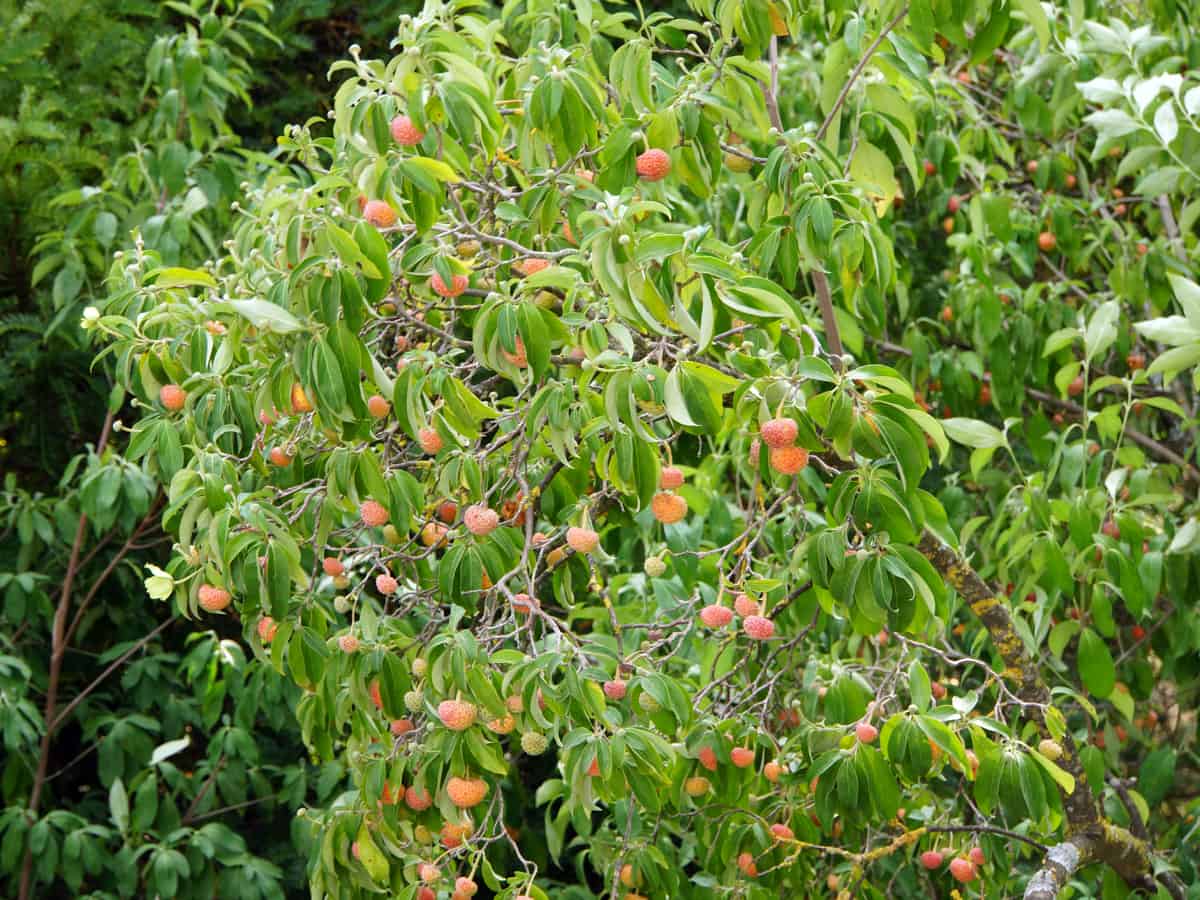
[643,556,667,577]
[360,500,389,527]
[1038,738,1063,760]
[257,617,277,643]
[464,504,499,536]
[651,492,688,523]
[659,465,685,489]
[268,446,292,467]
[520,731,549,755]
[338,634,359,653]
[511,593,538,615]
[949,857,977,883]
[737,852,757,877]
[855,722,879,743]
[446,776,489,808]
[1037,231,1057,252]
[566,526,599,554]
[431,272,469,298]
[743,615,775,639]
[763,761,782,782]
[366,394,390,418]
[769,445,809,475]
[363,200,397,229]
[969,846,985,866]
[375,573,398,595]
[514,257,550,277]
[390,115,425,145]
[418,426,443,454]
[684,776,710,796]
[438,699,477,731]
[734,593,760,617]
[635,148,671,181]
[390,718,414,736]
[455,877,478,897]
[322,557,345,576]
[603,679,627,701]
[486,715,516,734]
[406,785,433,811]
[769,823,794,840]
[198,585,231,612]
[418,862,439,883]
[700,604,734,628]
[160,384,186,411]
[921,850,944,869]
[501,336,528,368]
[698,746,718,771]
[731,747,755,768]
[760,417,799,448]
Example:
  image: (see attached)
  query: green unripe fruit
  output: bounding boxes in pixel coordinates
[638,692,661,713]
[1038,738,1063,761]
[412,658,428,677]
[382,524,402,545]
[643,556,667,577]
[404,690,424,712]
[334,596,352,614]
[521,731,549,755]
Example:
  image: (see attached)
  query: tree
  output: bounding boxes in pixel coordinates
[86,0,1199,897]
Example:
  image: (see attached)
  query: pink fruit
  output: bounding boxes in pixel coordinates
[390,115,425,146]
[437,699,478,731]
[635,148,671,181]
[363,200,397,229]
[511,593,539,616]
[159,384,186,411]
[760,418,798,448]
[920,850,944,870]
[360,501,389,527]
[257,617,277,643]
[855,722,879,744]
[431,272,469,298]
[769,446,809,475]
[603,679,627,700]
[367,394,390,418]
[731,747,755,768]
[949,857,977,883]
[198,585,231,612]
[698,746,718,771]
[734,593,760,617]
[464,504,499,536]
[322,557,345,576]
[417,426,443,454]
[659,466,685,489]
[769,823,794,840]
[699,605,734,628]
[969,847,985,866]
[405,785,432,810]
[566,526,599,554]
[743,615,775,639]
[376,573,398,594]
[651,492,688,524]
[338,634,360,653]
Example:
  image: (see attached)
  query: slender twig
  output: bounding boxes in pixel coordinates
[815,5,910,142]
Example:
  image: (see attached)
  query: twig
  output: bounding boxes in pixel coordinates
[815,5,910,142]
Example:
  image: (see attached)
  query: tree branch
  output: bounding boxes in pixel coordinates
[815,5,910,143]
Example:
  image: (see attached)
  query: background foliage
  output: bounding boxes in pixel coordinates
[2,0,1199,898]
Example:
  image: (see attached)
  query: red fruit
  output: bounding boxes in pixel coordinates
[290,383,314,413]
[923,159,936,176]
[198,585,231,612]
[1065,174,1077,189]
[1067,375,1084,397]
[734,593,760,617]
[446,776,489,808]
[1127,352,1145,370]
[651,492,688,524]
[763,761,782,782]
[351,841,360,859]
[437,501,458,524]
[369,679,384,710]
[769,446,808,475]
[338,634,360,653]
[418,426,443,454]
[268,446,292,467]
[1037,231,1057,252]
[731,747,755,768]
[390,718,414,736]
[438,699,478,731]
[500,335,528,368]
[405,785,433,810]
[660,466,685,489]
[969,847,985,866]
[942,216,955,235]
[760,417,798,448]
[931,681,947,700]
[1102,519,1121,539]
[430,272,469,298]
[587,757,601,777]
[947,195,961,214]
[323,557,345,576]
[635,148,671,181]
[855,722,879,744]
[1026,159,1040,174]
[737,852,757,877]
[363,200,397,229]
[159,384,186,411]
[417,890,435,900]
[419,862,439,882]
[360,500,389,527]
[920,850,944,870]
[698,746,718,771]
[367,394,390,418]
[603,679,627,701]
[376,573,398,595]
[743,616,775,640]
[1131,625,1146,641]
[464,504,499,536]
[949,857,977,883]
[567,526,599,554]
[1136,242,1149,256]
[769,823,794,840]
[455,877,478,897]
[699,605,733,628]
[390,115,425,146]
[979,384,991,405]
[514,257,551,277]
[257,617,277,643]
[941,305,954,322]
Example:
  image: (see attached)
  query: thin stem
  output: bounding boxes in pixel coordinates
[815,5,910,143]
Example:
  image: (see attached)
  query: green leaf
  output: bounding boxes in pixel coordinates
[941,417,1007,449]
[227,299,304,333]
[1077,627,1116,698]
